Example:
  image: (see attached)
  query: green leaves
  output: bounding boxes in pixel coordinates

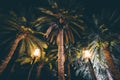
[38,8,54,16]
[16,56,33,65]
[35,0,86,45]
[0,10,49,74]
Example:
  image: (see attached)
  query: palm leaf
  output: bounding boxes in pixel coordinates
[70,21,85,31]
[16,56,33,65]
[38,8,55,16]
[18,39,26,56]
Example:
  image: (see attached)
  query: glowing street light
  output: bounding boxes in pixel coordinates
[84,50,91,60]
[84,50,97,80]
[27,48,41,80]
[33,48,41,58]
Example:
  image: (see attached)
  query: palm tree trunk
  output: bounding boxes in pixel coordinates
[103,47,120,80]
[36,62,44,80]
[57,29,65,80]
[0,34,26,73]
[67,63,71,80]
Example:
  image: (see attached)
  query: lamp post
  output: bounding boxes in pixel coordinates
[84,50,97,80]
[27,48,40,80]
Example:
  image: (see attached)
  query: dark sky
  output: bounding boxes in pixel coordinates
[0,0,120,34]
[0,0,120,11]
[0,0,120,33]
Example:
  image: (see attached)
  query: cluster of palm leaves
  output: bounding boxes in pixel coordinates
[0,0,120,80]
[0,10,48,80]
[73,10,120,80]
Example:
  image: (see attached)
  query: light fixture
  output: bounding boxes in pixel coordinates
[27,48,41,80]
[33,48,40,58]
[84,50,91,59]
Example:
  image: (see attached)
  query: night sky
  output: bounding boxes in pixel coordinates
[0,0,120,11]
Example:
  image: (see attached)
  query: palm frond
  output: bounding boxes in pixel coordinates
[18,39,26,56]
[16,56,33,65]
[70,21,85,31]
[38,8,55,16]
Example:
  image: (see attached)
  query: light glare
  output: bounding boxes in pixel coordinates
[84,50,91,59]
[34,48,40,57]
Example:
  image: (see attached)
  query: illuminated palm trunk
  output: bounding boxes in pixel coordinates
[103,47,120,80]
[0,34,26,73]
[57,29,65,80]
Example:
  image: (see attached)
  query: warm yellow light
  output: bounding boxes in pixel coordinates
[84,50,91,59]
[33,48,40,58]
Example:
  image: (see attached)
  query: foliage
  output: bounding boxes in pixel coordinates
[0,10,47,56]
[33,0,86,45]
[73,9,120,80]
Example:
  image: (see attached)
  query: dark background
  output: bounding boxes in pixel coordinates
[0,0,120,10]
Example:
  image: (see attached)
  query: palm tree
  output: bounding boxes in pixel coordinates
[88,9,120,80]
[33,0,86,79]
[73,9,120,80]
[73,39,114,80]
[0,10,46,74]
[33,0,86,80]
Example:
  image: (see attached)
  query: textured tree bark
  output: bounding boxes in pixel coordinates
[0,34,26,73]
[103,47,120,80]
[57,29,65,80]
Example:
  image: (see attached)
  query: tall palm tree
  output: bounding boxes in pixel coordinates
[33,0,86,80]
[88,9,120,80]
[0,10,46,74]
[33,0,86,79]
[73,9,120,80]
